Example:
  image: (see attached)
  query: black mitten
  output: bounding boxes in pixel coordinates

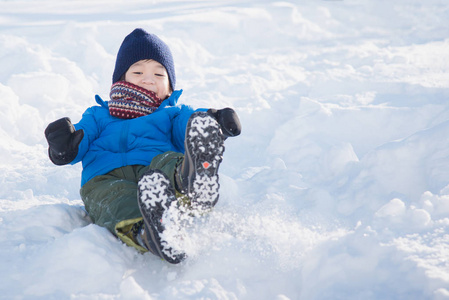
[44,117,84,165]
[207,108,242,138]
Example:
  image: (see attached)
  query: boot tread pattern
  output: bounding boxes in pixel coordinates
[185,112,225,208]
[138,170,185,264]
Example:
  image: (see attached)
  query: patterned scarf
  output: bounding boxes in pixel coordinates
[109,81,164,119]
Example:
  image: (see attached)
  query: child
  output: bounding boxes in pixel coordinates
[44,28,241,264]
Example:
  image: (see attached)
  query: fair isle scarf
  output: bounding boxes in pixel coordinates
[109,81,163,119]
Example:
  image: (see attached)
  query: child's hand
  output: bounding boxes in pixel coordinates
[45,117,84,165]
[208,108,242,138]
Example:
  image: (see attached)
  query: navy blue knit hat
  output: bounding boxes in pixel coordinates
[112,28,176,91]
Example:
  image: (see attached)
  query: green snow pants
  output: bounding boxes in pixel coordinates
[80,151,184,252]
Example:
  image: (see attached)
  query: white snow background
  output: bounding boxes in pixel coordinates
[1,0,449,299]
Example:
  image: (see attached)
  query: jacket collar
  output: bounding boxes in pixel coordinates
[95,89,183,109]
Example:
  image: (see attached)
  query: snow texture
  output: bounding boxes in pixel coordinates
[1,0,449,299]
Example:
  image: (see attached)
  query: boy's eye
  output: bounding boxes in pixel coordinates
[155,73,165,77]
[133,72,143,75]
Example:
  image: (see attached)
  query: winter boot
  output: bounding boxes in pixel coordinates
[177,111,225,210]
[137,169,186,264]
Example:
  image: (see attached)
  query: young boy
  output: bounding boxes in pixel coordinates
[44,28,241,264]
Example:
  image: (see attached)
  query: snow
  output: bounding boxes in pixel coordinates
[1,0,449,299]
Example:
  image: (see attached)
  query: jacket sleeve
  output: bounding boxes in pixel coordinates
[70,106,102,165]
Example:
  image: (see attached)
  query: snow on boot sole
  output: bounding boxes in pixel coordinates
[184,111,225,209]
[138,169,186,264]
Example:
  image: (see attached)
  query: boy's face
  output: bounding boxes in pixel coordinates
[125,59,171,99]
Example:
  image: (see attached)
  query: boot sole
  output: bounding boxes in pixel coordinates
[138,169,185,264]
[184,111,225,209]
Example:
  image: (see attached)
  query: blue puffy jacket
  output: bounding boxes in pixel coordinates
[71,90,205,186]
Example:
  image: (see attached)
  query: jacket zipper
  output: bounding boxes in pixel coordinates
[120,122,129,165]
